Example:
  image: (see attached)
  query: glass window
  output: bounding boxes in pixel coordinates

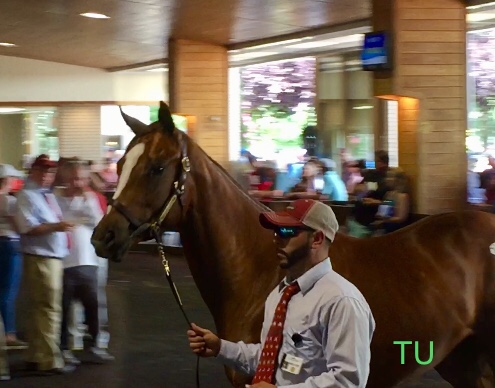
[240,57,316,168]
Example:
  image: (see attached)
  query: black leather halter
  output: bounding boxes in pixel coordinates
[110,134,190,239]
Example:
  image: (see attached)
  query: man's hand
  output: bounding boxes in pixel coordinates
[187,323,221,358]
[56,221,74,232]
[246,383,276,388]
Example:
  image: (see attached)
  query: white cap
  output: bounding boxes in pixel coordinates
[0,164,23,179]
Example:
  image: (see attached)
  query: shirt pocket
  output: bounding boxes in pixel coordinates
[285,323,321,360]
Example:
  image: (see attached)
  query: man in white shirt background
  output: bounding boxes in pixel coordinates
[188,199,375,387]
[55,160,114,365]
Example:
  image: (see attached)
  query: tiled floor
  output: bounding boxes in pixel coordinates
[3,252,451,387]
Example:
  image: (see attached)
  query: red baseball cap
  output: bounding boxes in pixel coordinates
[259,199,339,242]
[30,154,57,170]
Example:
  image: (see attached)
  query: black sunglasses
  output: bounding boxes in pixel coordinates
[274,226,313,239]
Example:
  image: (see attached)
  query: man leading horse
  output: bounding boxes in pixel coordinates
[188,199,375,387]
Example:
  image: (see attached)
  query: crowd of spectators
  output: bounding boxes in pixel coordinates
[0,155,116,380]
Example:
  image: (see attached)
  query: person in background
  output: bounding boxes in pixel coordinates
[56,161,114,364]
[15,154,75,375]
[345,160,366,196]
[0,314,10,381]
[87,173,111,350]
[69,167,112,351]
[187,199,375,387]
[289,160,319,194]
[467,157,484,204]
[480,155,495,207]
[347,151,390,238]
[0,165,27,350]
[98,158,118,190]
[372,168,410,234]
[52,158,111,351]
[318,159,348,202]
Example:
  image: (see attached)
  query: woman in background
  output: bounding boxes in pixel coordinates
[0,164,27,349]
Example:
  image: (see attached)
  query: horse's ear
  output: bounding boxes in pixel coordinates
[158,101,175,133]
[119,106,150,136]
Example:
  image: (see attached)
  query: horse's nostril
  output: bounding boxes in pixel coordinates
[104,230,116,246]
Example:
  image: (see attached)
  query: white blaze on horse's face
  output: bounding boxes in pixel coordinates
[108,143,146,214]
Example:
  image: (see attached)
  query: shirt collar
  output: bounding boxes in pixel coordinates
[25,179,51,194]
[279,258,332,295]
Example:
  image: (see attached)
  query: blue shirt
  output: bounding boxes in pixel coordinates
[217,258,375,387]
[15,181,69,259]
[322,172,349,202]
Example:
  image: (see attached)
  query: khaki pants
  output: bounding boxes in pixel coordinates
[0,314,8,376]
[24,255,64,370]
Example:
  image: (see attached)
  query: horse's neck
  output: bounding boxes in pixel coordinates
[180,151,281,342]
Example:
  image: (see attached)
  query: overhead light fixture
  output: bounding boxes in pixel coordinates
[0,108,25,113]
[353,105,373,110]
[80,12,110,19]
[467,13,495,22]
[147,67,168,72]
[287,34,364,50]
[228,37,312,53]
[230,52,279,62]
[467,2,495,10]
[0,42,17,47]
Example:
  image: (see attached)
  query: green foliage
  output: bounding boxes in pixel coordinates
[242,104,316,150]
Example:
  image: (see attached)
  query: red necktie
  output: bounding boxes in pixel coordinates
[43,193,72,250]
[252,282,301,384]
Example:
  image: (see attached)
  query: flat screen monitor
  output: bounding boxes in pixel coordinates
[361,31,391,71]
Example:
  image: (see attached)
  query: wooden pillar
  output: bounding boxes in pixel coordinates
[168,39,229,165]
[372,0,467,214]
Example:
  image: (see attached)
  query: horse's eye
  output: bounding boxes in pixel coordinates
[150,165,165,175]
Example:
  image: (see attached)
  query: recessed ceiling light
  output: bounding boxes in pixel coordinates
[80,12,110,19]
[0,42,17,47]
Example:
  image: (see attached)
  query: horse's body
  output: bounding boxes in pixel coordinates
[92,102,495,387]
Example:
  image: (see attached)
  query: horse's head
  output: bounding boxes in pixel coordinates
[92,101,192,262]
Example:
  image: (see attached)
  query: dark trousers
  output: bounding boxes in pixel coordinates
[60,266,99,350]
[0,238,22,334]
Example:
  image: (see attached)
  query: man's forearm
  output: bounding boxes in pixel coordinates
[216,340,261,376]
[25,223,60,236]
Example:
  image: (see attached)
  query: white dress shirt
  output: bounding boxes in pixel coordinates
[15,181,69,259]
[56,191,103,269]
[217,258,375,387]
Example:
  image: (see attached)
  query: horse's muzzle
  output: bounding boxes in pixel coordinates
[92,212,132,262]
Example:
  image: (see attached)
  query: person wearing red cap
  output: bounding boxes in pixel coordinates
[187,199,375,387]
[14,155,75,375]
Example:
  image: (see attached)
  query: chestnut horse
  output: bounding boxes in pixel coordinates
[92,102,495,388]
